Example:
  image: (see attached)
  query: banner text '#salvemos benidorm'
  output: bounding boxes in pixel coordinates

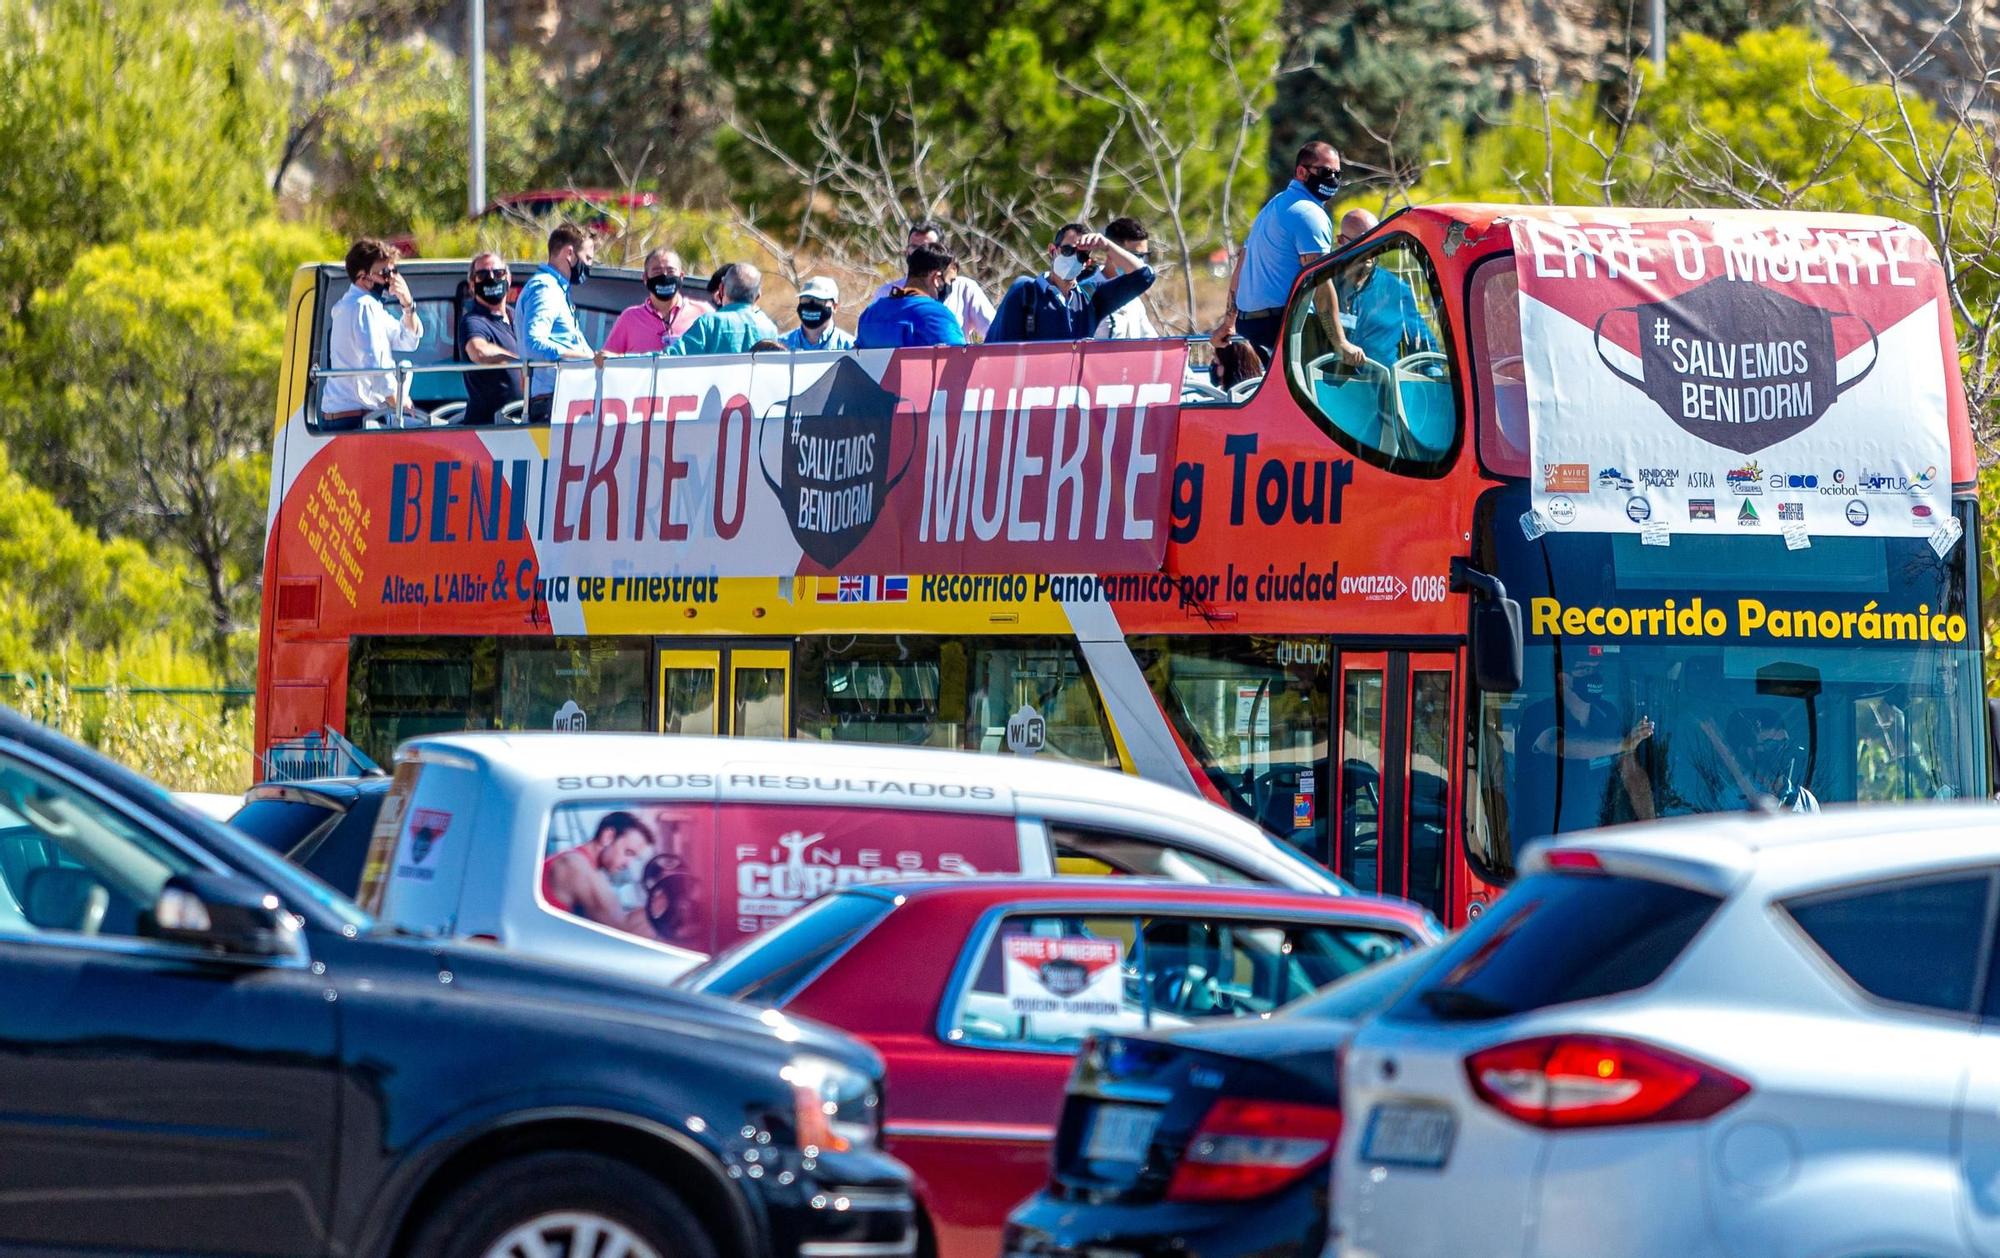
[1515,216,1955,538]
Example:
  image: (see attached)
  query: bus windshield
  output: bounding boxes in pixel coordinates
[1469,484,1984,879]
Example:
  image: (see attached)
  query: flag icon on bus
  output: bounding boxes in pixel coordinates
[816,575,910,603]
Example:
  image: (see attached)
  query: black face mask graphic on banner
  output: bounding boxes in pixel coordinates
[760,356,913,567]
[1593,278,1879,454]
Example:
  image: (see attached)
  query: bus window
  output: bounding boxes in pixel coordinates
[1467,487,1986,881]
[1286,239,1457,473]
[1129,637,1331,862]
[347,636,500,766]
[793,636,1117,766]
[349,635,651,764]
[500,639,651,734]
[1468,254,1529,478]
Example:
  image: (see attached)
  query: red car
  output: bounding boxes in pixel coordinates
[682,878,1438,1258]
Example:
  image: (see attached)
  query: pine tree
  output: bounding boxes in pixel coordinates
[1267,0,1489,193]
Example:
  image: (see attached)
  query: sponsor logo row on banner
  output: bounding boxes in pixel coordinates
[1537,460,1941,531]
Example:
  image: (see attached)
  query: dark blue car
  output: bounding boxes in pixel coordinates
[0,706,915,1258]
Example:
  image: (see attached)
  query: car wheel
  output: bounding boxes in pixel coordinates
[406,1150,719,1258]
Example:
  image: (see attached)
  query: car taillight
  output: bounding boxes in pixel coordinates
[1165,1098,1343,1202]
[1466,1035,1749,1129]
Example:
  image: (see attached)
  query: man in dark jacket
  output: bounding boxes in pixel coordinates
[987,222,1155,343]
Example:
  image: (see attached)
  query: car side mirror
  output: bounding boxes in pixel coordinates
[140,872,304,960]
[1452,558,1523,694]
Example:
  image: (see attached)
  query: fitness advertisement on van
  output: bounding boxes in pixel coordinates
[1513,216,1956,541]
[541,802,713,953]
[537,799,1022,952]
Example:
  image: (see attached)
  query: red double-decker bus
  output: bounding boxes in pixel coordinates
[257,205,1987,923]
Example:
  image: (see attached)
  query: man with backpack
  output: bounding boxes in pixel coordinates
[987,222,1155,343]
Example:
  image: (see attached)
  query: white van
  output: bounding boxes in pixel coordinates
[357,733,1351,982]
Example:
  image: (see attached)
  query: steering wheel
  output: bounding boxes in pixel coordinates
[1182,380,1230,404]
[497,399,529,425]
[1153,963,1222,1015]
[427,401,467,426]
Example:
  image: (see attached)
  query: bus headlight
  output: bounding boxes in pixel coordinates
[782,1055,880,1154]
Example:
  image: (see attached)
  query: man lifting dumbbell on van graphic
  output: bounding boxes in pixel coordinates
[541,808,705,948]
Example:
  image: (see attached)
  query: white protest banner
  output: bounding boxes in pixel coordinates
[1514,215,1955,538]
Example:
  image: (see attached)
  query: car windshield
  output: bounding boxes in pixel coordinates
[1470,485,1984,879]
[228,797,336,855]
[680,890,896,1005]
[1282,943,1438,1021]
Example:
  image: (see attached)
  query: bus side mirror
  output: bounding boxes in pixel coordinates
[1987,698,2000,793]
[1452,558,1523,694]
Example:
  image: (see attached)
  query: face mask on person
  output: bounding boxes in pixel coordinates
[798,301,833,328]
[570,255,592,286]
[1575,673,1605,700]
[1051,251,1085,283]
[608,857,642,888]
[473,273,508,305]
[1305,166,1342,200]
[648,274,681,302]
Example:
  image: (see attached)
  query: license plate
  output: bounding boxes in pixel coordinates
[1361,1103,1455,1168]
[1083,1103,1160,1163]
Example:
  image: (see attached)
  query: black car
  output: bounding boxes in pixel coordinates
[1003,950,1434,1258]
[0,705,915,1258]
[228,775,391,896]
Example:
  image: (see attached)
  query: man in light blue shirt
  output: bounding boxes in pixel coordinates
[516,222,603,423]
[1333,208,1435,367]
[669,263,781,356]
[1211,141,1363,368]
[782,276,857,351]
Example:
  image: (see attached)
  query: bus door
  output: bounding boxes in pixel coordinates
[1332,649,1460,919]
[657,641,793,738]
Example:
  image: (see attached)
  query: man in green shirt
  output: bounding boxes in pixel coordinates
[669,263,781,356]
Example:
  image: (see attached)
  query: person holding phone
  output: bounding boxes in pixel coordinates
[987,222,1155,343]
[323,238,424,430]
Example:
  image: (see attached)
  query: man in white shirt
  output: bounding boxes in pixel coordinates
[872,222,995,340]
[323,238,424,430]
[1092,217,1161,340]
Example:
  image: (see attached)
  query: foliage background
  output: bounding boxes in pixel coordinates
[0,0,1994,792]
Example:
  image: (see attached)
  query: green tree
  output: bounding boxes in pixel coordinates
[711,0,1281,276]
[1268,0,1490,191]
[4,220,338,677]
[317,45,564,235]
[0,0,282,314]
[0,442,204,672]
[555,0,724,203]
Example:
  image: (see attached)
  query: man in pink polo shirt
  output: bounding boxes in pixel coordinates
[604,247,702,353]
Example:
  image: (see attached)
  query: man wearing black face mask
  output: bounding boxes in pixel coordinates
[516,222,603,422]
[455,251,522,426]
[1211,141,1363,367]
[324,237,424,428]
[783,276,856,351]
[605,248,699,354]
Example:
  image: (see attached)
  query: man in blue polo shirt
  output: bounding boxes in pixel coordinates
[1211,141,1363,368]
[987,222,1155,343]
[856,245,966,348]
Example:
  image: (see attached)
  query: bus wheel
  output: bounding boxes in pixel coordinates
[406,1151,717,1258]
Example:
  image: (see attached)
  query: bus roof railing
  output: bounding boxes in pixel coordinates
[304,335,1244,426]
